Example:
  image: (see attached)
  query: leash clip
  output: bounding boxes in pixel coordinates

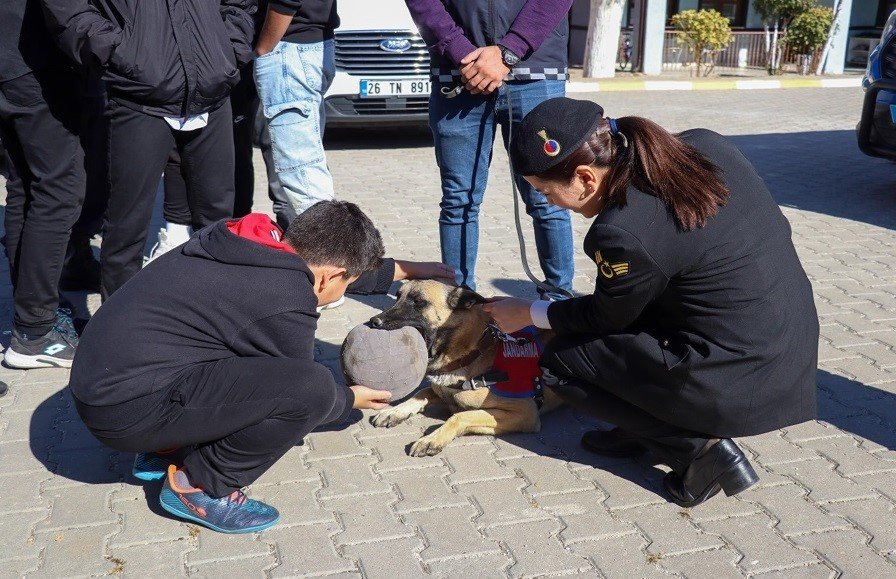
[440,85,463,99]
[487,323,529,345]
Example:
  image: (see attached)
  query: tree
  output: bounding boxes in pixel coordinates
[784,6,834,74]
[815,0,843,75]
[670,9,733,77]
[754,0,814,74]
[583,0,627,78]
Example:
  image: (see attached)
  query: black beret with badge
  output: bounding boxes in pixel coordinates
[509,97,605,176]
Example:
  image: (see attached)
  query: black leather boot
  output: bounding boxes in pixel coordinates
[663,439,759,507]
[581,428,645,457]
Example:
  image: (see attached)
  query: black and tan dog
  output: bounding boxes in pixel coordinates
[368,280,563,456]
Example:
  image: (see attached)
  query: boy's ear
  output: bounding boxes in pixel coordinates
[446,286,487,310]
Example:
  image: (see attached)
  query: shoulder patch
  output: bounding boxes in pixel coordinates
[594,250,630,280]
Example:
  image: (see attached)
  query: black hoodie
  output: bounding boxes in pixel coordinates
[69,217,387,425]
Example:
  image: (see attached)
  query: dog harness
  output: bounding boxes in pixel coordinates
[463,326,545,404]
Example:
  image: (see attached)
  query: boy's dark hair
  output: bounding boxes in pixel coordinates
[285,201,385,277]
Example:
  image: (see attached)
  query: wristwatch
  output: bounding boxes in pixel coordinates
[499,44,521,67]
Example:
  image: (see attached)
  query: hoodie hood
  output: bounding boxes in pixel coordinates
[182,215,315,284]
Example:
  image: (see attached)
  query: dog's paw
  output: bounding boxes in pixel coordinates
[371,406,412,428]
[409,434,447,457]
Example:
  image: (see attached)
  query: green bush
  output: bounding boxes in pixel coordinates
[784,6,834,54]
[670,9,733,76]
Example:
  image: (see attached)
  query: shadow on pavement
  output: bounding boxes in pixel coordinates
[729,130,896,230]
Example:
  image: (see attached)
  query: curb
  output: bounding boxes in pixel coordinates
[566,77,862,92]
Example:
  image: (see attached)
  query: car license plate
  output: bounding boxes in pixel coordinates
[360,79,430,98]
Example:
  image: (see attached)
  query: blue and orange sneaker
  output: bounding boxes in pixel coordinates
[159,466,280,533]
[133,447,190,481]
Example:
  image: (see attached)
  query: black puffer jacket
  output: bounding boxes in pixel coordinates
[42,0,255,117]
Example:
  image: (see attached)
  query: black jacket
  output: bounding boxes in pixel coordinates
[1,0,58,82]
[69,218,392,416]
[263,0,339,44]
[547,129,818,437]
[41,0,256,117]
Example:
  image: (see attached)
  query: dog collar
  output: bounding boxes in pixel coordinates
[433,329,498,375]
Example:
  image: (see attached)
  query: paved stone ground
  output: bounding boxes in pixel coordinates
[3,87,896,577]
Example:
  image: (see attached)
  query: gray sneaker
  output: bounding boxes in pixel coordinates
[4,316,78,369]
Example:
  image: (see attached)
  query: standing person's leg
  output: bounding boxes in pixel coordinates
[142,148,192,266]
[101,101,174,299]
[231,64,257,218]
[254,41,334,216]
[429,84,496,290]
[256,105,291,230]
[176,100,236,230]
[497,80,574,298]
[0,68,85,368]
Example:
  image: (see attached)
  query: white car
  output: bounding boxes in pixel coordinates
[325,0,432,126]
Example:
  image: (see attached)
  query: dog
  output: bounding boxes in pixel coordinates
[368,280,563,456]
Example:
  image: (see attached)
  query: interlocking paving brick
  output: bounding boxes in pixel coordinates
[188,555,276,578]
[822,497,896,554]
[618,504,726,556]
[35,484,120,531]
[2,439,58,474]
[739,432,817,466]
[576,461,668,510]
[700,513,820,574]
[506,455,594,497]
[454,477,550,529]
[0,511,43,564]
[533,490,633,543]
[486,519,594,577]
[265,522,357,577]
[738,484,852,537]
[794,529,896,576]
[770,458,879,504]
[403,504,503,562]
[750,563,838,578]
[184,527,274,567]
[253,445,315,486]
[252,479,335,528]
[687,495,764,523]
[108,497,191,548]
[570,531,671,577]
[32,523,121,577]
[384,466,469,514]
[425,551,513,578]
[317,455,391,500]
[111,540,191,577]
[342,536,425,578]
[368,430,444,473]
[849,470,896,501]
[326,493,414,545]
[443,440,516,485]
[657,547,743,578]
[826,414,896,450]
[305,429,370,461]
[781,421,849,443]
[801,436,896,476]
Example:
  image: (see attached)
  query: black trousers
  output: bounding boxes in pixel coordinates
[163,66,261,225]
[78,357,346,497]
[70,71,110,245]
[541,333,710,474]
[0,67,86,334]
[101,99,235,299]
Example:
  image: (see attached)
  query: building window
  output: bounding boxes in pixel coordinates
[698,0,747,27]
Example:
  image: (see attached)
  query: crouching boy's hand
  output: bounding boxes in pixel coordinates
[350,385,393,410]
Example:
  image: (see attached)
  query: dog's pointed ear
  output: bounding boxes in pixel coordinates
[447,286,487,310]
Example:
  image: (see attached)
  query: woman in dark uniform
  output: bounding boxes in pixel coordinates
[485,97,818,507]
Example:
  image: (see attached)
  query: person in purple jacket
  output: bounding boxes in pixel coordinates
[405,0,576,299]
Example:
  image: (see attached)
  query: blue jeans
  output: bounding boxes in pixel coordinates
[253,40,335,218]
[429,80,574,294]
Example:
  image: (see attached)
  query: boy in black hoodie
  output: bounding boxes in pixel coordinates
[70,201,452,533]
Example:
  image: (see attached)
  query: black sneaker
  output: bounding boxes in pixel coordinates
[59,239,101,293]
[4,315,78,369]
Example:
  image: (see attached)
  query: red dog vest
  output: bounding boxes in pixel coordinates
[484,326,544,399]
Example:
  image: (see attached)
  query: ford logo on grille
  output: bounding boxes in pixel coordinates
[380,38,412,53]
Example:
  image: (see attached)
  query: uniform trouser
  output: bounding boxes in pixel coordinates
[101,99,235,300]
[541,333,710,475]
[77,357,346,498]
[0,67,86,334]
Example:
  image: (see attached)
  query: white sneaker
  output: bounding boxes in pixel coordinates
[317,296,345,313]
[143,229,176,267]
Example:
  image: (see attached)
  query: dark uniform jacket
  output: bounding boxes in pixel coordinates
[41,0,256,118]
[547,129,819,438]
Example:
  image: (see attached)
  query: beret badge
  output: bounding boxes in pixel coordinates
[537,130,561,157]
